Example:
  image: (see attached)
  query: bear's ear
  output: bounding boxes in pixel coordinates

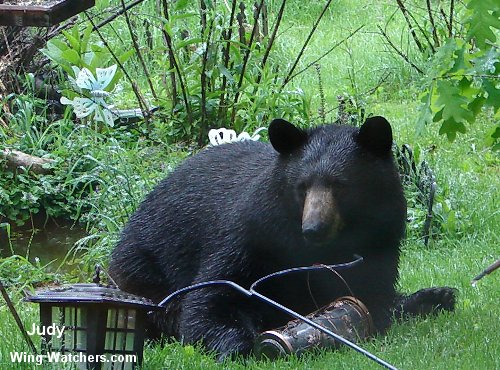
[269,119,308,155]
[357,116,393,156]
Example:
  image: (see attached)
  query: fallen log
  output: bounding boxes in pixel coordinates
[1,148,55,174]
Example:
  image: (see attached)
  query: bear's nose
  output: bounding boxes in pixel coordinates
[302,221,331,244]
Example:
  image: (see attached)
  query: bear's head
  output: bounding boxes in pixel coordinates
[269,116,403,246]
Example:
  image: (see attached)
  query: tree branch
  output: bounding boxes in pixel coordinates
[377,25,423,74]
[281,0,334,89]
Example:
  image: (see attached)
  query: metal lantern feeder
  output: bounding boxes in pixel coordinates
[25,280,160,370]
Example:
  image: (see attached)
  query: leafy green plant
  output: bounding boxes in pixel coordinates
[154,0,320,144]
[42,25,132,85]
[416,0,500,144]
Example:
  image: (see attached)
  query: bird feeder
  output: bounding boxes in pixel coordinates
[25,282,160,369]
[0,0,95,27]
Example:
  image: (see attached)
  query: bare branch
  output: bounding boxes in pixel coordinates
[377,25,423,74]
[395,0,424,53]
[256,0,287,85]
[92,0,147,31]
[231,0,265,125]
[119,0,158,100]
[288,25,364,83]
[217,0,238,119]
[84,11,151,125]
[281,0,334,89]
[426,0,440,48]
[200,18,215,145]
[160,0,191,122]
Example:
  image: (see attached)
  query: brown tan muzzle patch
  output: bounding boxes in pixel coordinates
[302,186,343,244]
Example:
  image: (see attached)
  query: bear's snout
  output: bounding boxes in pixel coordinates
[302,186,341,244]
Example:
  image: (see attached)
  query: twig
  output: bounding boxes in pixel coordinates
[395,0,424,53]
[377,25,423,74]
[92,0,147,31]
[200,18,215,146]
[404,5,435,54]
[158,0,177,109]
[84,12,147,105]
[256,0,287,85]
[160,0,191,122]
[287,25,364,83]
[200,0,207,36]
[119,0,158,100]
[231,0,265,125]
[84,12,151,132]
[426,0,440,48]
[449,0,454,38]
[252,1,261,43]
[433,73,500,81]
[261,1,269,37]
[217,0,238,119]
[365,70,391,95]
[0,280,37,355]
[281,0,334,89]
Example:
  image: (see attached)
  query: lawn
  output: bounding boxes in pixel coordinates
[0,0,498,369]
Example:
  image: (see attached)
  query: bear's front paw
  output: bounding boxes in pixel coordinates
[397,286,457,318]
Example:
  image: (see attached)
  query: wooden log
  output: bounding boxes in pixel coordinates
[1,148,54,174]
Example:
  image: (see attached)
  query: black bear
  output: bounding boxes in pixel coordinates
[109,116,456,358]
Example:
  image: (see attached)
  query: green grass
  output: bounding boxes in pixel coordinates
[1,0,499,369]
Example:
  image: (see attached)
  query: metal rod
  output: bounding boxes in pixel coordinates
[157,257,398,369]
[0,280,37,354]
[250,255,364,290]
[158,280,251,307]
[472,259,500,286]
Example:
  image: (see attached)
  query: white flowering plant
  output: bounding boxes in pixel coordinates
[208,127,267,146]
[60,65,118,127]
[60,65,145,127]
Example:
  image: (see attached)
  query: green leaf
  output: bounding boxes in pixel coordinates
[483,80,500,113]
[433,108,443,122]
[427,39,457,79]
[176,37,203,49]
[457,77,479,100]
[439,117,467,141]
[449,40,473,74]
[61,49,81,66]
[465,0,500,49]
[217,64,235,84]
[485,125,500,149]
[80,25,93,54]
[468,96,486,118]
[435,80,473,124]
[62,30,81,54]
[174,0,189,11]
[416,91,432,134]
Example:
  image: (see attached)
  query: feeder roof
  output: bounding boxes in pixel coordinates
[25,283,161,310]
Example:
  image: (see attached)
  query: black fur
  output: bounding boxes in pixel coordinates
[109,118,456,358]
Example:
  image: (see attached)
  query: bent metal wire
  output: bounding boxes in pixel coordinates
[157,255,398,370]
